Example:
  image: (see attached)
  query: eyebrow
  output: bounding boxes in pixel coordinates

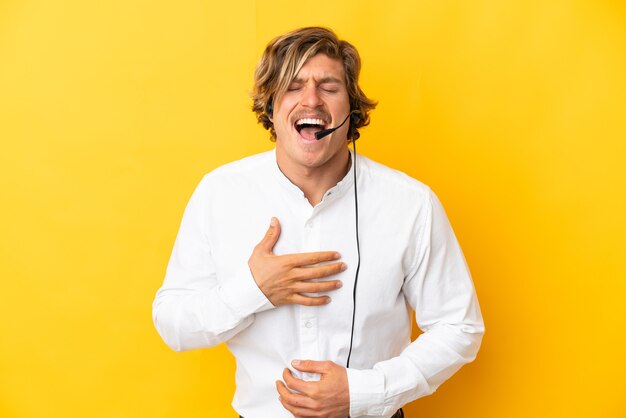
[291,76,343,85]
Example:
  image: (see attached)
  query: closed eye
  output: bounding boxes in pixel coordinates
[319,82,340,93]
[287,82,303,91]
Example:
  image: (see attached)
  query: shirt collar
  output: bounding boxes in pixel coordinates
[270,147,356,204]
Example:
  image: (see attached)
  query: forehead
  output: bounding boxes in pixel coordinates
[292,53,345,83]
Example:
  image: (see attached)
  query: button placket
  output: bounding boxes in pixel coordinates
[298,316,319,380]
[298,210,322,378]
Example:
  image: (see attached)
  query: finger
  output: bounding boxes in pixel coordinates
[285,251,341,267]
[276,379,292,397]
[293,262,347,280]
[277,393,314,418]
[279,399,318,418]
[294,279,343,294]
[282,368,316,396]
[276,380,298,414]
[257,217,281,254]
[292,359,332,375]
[276,380,318,411]
[290,294,332,306]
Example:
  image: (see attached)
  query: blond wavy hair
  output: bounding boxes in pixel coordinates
[251,27,377,141]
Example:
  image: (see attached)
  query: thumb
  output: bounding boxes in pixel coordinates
[257,217,281,254]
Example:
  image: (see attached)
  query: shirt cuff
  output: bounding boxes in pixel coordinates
[218,265,274,318]
[346,367,385,417]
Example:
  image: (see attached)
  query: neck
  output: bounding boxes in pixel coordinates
[276,147,351,206]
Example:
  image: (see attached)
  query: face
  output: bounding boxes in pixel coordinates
[272,53,351,173]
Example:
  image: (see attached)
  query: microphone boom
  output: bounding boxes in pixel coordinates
[315,111,355,140]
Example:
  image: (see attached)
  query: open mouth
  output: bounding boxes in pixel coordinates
[294,118,327,141]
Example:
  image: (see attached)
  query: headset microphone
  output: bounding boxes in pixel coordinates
[315,110,358,140]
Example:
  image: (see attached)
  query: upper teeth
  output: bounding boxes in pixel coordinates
[296,118,324,126]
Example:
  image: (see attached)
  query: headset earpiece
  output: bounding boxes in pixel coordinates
[266,100,273,117]
[349,110,362,140]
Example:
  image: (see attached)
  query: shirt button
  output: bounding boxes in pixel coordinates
[306,221,314,228]
[304,320,313,328]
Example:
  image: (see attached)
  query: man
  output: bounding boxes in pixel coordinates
[153,27,484,418]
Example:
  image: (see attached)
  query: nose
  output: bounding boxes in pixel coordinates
[300,85,323,108]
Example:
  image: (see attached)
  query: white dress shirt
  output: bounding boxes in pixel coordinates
[153,149,484,418]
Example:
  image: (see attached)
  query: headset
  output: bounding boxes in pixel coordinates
[314,110,362,369]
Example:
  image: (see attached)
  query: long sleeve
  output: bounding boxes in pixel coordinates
[152,176,274,352]
[346,190,484,417]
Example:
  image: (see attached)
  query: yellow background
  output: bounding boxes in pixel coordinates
[1,1,625,417]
